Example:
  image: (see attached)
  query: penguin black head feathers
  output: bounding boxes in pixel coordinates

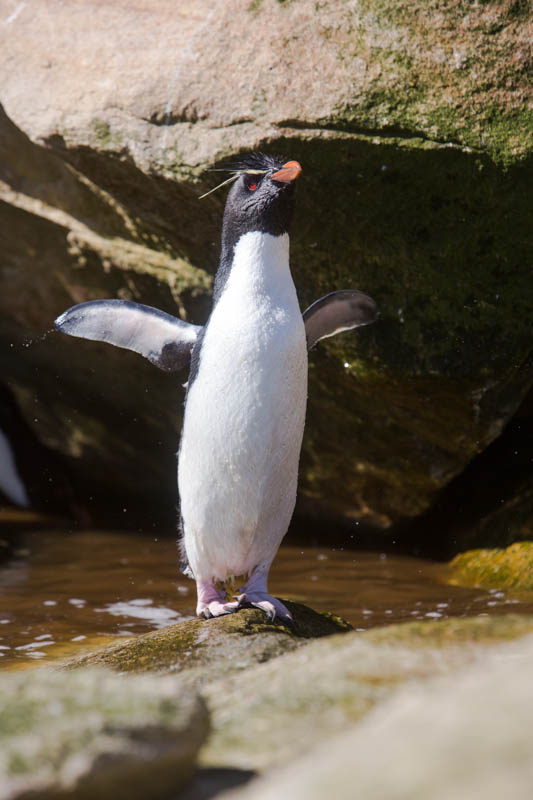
[217,152,301,259]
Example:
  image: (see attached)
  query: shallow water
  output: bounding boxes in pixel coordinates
[1,529,532,668]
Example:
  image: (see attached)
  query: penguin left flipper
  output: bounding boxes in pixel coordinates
[303,290,377,350]
[55,299,202,372]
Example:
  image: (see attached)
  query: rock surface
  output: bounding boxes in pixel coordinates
[450,540,533,592]
[220,633,533,800]
[3,0,531,165]
[59,602,351,680]
[59,608,533,776]
[0,0,532,535]
[200,613,533,770]
[0,668,208,800]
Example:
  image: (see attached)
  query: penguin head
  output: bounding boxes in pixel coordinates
[222,152,302,243]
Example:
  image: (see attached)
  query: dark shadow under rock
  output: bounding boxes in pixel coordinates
[178,767,256,800]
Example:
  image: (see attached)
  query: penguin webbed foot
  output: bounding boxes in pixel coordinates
[195,578,292,623]
[199,598,243,618]
[235,564,293,623]
[244,593,293,624]
[196,582,248,618]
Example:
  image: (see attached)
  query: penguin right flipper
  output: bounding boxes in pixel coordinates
[55,299,202,372]
[303,290,377,350]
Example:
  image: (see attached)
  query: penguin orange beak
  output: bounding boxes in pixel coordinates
[271,161,302,182]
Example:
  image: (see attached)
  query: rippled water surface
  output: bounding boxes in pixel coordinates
[1,528,532,667]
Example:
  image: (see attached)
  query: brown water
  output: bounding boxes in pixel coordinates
[1,529,532,668]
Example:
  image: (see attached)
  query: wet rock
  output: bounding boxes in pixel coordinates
[221,634,533,800]
[0,1,532,531]
[0,668,209,800]
[60,602,351,681]
[449,541,533,592]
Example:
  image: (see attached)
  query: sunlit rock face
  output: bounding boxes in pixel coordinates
[0,0,531,539]
[0,669,209,800]
[217,631,533,800]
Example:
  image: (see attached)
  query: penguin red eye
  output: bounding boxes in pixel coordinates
[248,182,257,191]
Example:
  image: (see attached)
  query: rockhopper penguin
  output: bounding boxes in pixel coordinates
[55,153,377,622]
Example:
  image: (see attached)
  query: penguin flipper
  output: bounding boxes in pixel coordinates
[303,290,377,350]
[54,299,202,372]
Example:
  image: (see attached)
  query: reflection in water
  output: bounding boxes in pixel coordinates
[0,529,531,667]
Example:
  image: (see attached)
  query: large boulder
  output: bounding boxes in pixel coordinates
[220,632,533,800]
[1,0,531,532]
[59,609,533,775]
[0,668,208,800]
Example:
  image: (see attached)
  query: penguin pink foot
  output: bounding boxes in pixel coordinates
[237,563,293,623]
[196,581,246,618]
[243,593,292,622]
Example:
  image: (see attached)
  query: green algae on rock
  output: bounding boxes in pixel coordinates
[449,541,533,592]
[59,602,351,679]
[0,668,208,800]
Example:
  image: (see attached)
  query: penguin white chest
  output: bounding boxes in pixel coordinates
[178,232,307,582]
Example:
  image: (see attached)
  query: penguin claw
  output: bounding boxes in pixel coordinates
[198,598,243,618]
[198,593,249,619]
[246,593,293,623]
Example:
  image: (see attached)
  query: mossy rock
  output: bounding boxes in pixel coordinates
[0,668,208,800]
[60,602,351,680]
[449,541,533,592]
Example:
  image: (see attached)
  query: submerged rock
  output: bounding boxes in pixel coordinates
[0,668,208,800]
[222,633,533,800]
[449,541,533,592]
[60,602,351,680]
[0,1,532,534]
